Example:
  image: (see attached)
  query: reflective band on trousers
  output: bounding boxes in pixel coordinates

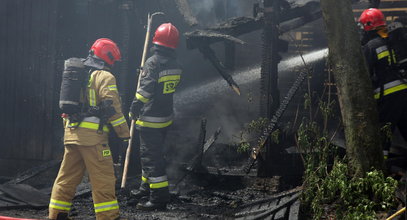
[374,80,407,99]
[68,116,109,132]
[149,175,168,183]
[49,199,72,211]
[150,181,169,189]
[111,116,126,127]
[142,176,148,183]
[94,200,119,213]
[141,175,169,189]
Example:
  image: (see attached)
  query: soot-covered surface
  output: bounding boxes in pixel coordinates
[0,175,281,220]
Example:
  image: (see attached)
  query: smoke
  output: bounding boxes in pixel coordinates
[175,48,329,111]
[187,0,254,26]
[188,0,215,13]
[174,48,328,140]
[287,0,320,6]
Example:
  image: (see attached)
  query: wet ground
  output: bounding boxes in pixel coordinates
[0,173,282,220]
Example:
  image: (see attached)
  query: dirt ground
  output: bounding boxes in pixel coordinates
[0,174,282,220]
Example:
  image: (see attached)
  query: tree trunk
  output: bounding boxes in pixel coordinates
[320,0,384,176]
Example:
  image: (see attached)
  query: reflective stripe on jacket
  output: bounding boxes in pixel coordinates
[134,46,182,129]
[373,79,407,99]
[363,34,405,99]
[67,116,109,132]
[64,70,130,146]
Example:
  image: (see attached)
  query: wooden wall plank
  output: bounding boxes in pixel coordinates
[0,0,9,158]
[42,0,59,159]
[7,0,18,159]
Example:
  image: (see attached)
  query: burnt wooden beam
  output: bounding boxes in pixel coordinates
[187,127,222,171]
[185,30,244,50]
[185,1,321,49]
[198,45,241,95]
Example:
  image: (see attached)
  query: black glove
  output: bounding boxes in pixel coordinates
[129,100,143,120]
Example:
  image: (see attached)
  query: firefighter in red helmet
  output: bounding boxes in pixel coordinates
[129,23,182,211]
[359,8,407,160]
[49,38,130,220]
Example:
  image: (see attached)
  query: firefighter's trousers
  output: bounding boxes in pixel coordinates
[49,144,119,220]
[138,128,170,204]
[378,90,407,153]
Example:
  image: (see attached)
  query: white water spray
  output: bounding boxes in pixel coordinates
[175,48,329,108]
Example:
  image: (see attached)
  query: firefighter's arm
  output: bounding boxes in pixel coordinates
[129,61,157,119]
[97,71,130,139]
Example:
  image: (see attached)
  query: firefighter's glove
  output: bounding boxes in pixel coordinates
[129,100,143,120]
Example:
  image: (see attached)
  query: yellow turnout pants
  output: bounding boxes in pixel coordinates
[48,144,119,220]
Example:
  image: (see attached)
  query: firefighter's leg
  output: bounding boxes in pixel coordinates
[139,128,169,205]
[49,145,86,219]
[81,144,119,220]
[130,170,149,199]
[378,96,401,157]
[397,94,407,142]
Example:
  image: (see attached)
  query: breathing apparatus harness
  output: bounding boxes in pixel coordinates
[59,56,116,133]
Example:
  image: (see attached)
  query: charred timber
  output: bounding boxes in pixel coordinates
[175,127,221,186]
[198,45,241,95]
[186,127,221,171]
[184,1,321,49]
[244,71,308,174]
[185,30,244,50]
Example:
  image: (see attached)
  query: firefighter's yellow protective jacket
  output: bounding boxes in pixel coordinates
[64,69,130,145]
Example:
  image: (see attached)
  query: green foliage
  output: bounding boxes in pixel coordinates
[299,119,398,219]
[270,129,280,144]
[319,99,336,120]
[237,141,250,153]
[235,117,281,153]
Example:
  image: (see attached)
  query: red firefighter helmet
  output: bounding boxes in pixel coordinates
[152,23,180,49]
[359,8,386,31]
[90,38,121,66]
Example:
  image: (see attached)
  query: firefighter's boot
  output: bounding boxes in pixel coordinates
[130,189,149,199]
[127,182,149,205]
[136,200,167,211]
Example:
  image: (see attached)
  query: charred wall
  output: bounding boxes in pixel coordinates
[0,0,191,176]
[0,0,59,176]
